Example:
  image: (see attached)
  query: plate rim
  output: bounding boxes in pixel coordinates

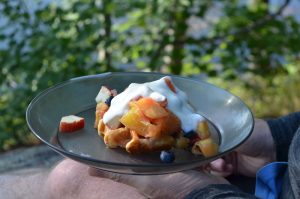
[26,71,254,168]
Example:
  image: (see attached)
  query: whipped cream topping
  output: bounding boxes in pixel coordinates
[103,76,204,132]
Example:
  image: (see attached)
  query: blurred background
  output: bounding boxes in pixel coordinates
[0,0,300,151]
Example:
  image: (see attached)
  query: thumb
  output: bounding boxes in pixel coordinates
[88,168,165,198]
[88,168,138,185]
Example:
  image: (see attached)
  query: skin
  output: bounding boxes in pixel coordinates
[0,168,48,199]
[208,119,276,177]
[89,168,228,199]
[0,159,227,199]
[88,119,277,198]
[0,161,145,199]
[0,119,275,199]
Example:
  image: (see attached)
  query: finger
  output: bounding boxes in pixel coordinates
[89,168,129,182]
[235,119,274,158]
[210,164,233,177]
[209,158,227,172]
[88,168,175,198]
[208,157,237,177]
[196,158,227,172]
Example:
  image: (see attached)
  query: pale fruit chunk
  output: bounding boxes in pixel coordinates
[175,135,190,149]
[59,115,85,133]
[95,86,112,103]
[193,138,218,157]
[196,121,211,139]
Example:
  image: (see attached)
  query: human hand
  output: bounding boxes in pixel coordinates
[89,169,228,199]
[208,119,276,177]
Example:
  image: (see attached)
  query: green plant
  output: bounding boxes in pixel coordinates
[1,0,299,150]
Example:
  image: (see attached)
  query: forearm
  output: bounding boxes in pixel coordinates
[0,168,49,199]
[267,111,300,161]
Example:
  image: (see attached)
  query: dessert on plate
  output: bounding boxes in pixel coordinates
[94,76,218,160]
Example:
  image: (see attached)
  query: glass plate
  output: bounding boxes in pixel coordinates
[26,72,253,174]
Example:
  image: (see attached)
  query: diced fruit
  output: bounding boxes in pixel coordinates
[191,143,202,155]
[105,95,114,106]
[120,108,150,137]
[120,106,164,138]
[59,115,85,133]
[95,86,112,103]
[153,110,181,135]
[175,136,190,149]
[189,134,200,146]
[94,102,109,128]
[195,138,218,157]
[164,77,176,93]
[111,89,118,96]
[123,99,180,138]
[160,150,175,163]
[133,98,168,119]
[197,121,210,139]
[183,130,197,138]
[146,123,161,138]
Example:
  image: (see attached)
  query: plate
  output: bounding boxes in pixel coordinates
[26,72,254,174]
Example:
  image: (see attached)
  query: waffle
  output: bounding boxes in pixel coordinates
[96,103,184,154]
[94,77,219,157]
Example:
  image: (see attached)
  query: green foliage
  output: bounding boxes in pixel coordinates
[1,0,300,150]
[210,66,300,118]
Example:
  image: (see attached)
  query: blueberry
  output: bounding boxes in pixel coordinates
[189,134,200,146]
[183,130,197,138]
[105,95,114,106]
[160,150,175,163]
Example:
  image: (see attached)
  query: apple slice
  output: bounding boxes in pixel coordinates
[95,86,112,103]
[59,115,85,133]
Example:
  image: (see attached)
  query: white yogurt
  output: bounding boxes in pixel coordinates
[103,76,204,132]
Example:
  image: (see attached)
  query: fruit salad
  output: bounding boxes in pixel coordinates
[94,76,218,161]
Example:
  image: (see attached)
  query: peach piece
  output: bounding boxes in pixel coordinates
[196,121,211,140]
[133,98,168,119]
[119,108,150,137]
[196,138,218,157]
[152,110,181,136]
